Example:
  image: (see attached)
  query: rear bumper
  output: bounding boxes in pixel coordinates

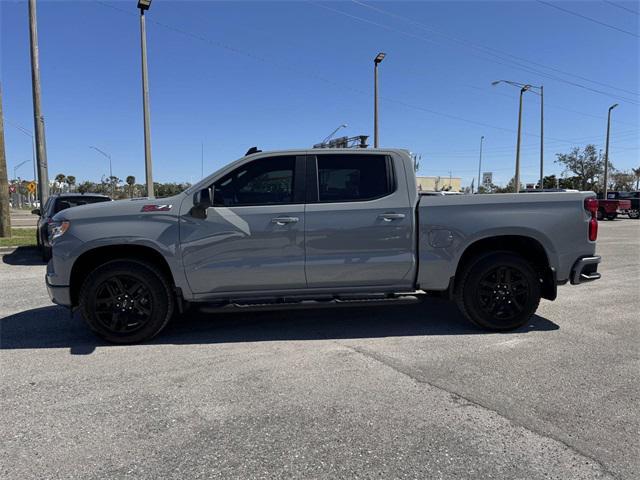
[570,256,601,285]
[46,275,72,307]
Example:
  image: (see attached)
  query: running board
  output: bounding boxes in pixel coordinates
[197,295,421,313]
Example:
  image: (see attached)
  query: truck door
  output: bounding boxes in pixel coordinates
[180,155,307,295]
[304,153,415,289]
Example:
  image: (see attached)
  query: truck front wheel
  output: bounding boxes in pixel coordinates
[79,260,175,344]
[455,252,541,331]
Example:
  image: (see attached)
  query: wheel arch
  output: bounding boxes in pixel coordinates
[69,244,176,307]
[453,235,556,301]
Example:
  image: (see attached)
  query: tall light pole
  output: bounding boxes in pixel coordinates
[603,103,618,198]
[14,160,31,180]
[28,0,50,208]
[90,146,114,198]
[138,0,154,197]
[0,83,10,238]
[477,135,484,193]
[373,52,385,148]
[322,124,347,145]
[492,80,540,193]
[539,85,544,189]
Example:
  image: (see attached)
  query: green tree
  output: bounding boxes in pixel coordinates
[66,175,76,192]
[555,145,607,192]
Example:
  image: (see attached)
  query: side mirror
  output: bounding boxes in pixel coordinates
[190,187,212,219]
[31,208,41,216]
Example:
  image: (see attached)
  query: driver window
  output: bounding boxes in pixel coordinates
[213,156,296,207]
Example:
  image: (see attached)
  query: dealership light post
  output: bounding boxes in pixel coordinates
[10,123,38,190]
[477,135,484,193]
[138,0,154,197]
[374,52,385,148]
[492,80,542,193]
[603,103,618,198]
[90,146,114,198]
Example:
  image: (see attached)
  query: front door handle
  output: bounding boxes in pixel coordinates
[378,213,406,222]
[271,216,299,225]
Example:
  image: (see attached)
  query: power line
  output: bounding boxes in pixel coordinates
[93,1,636,151]
[314,1,639,104]
[603,1,640,16]
[352,0,639,98]
[537,1,640,38]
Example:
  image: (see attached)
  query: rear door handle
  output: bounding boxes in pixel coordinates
[271,216,299,225]
[378,213,405,222]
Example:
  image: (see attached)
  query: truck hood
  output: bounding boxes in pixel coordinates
[52,194,185,221]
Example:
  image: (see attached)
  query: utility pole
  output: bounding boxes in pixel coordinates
[603,103,618,198]
[373,52,385,148]
[138,0,154,197]
[28,0,49,209]
[539,85,544,189]
[514,86,529,193]
[477,135,484,193]
[0,83,11,238]
[89,146,114,198]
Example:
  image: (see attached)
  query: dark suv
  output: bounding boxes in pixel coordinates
[32,193,111,260]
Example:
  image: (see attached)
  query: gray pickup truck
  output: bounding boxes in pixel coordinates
[46,148,601,343]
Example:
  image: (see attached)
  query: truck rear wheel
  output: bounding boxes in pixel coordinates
[629,209,640,219]
[79,260,175,344]
[455,252,541,331]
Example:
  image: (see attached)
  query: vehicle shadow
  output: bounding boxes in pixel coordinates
[2,246,44,266]
[0,298,559,355]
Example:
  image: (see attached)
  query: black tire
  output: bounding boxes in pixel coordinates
[597,209,604,221]
[79,260,175,344]
[606,213,617,220]
[628,209,639,219]
[455,252,541,331]
[42,245,52,262]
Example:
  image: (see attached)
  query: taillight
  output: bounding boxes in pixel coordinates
[585,197,598,241]
[584,197,598,216]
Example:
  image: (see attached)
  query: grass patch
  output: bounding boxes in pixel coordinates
[0,228,38,248]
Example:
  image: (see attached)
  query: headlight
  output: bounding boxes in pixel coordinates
[48,220,70,241]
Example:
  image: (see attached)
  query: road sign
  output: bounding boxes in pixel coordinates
[27,181,36,194]
[482,172,493,187]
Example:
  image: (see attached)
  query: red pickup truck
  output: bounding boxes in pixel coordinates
[597,198,632,220]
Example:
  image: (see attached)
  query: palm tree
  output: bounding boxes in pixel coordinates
[54,173,66,193]
[66,175,76,192]
[126,175,136,198]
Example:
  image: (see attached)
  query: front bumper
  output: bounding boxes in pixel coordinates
[46,275,72,307]
[570,256,601,285]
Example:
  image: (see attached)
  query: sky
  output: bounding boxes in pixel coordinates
[1,0,638,188]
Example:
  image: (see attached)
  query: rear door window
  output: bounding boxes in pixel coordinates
[315,154,394,202]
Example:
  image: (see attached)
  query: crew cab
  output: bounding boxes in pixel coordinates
[45,148,601,343]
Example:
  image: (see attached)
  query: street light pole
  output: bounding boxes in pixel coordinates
[477,135,484,193]
[90,146,114,198]
[373,52,385,148]
[28,0,49,208]
[492,80,537,193]
[138,0,154,197]
[539,85,544,189]
[513,86,531,193]
[603,103,618,198]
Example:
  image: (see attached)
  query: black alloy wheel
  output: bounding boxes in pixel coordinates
[456,252,541,331]
[80,260,174,344]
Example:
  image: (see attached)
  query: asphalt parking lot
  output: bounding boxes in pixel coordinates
[1,219,638,479]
